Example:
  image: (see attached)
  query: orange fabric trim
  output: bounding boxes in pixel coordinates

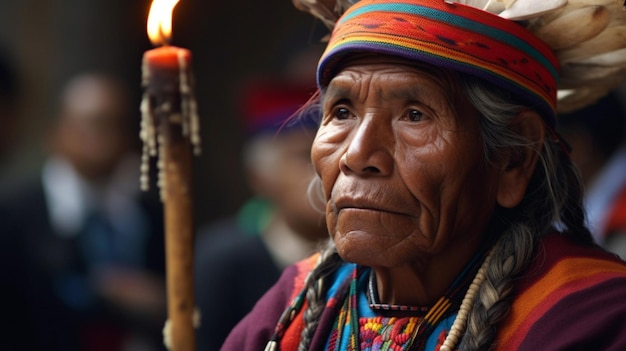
[496,257,626,349]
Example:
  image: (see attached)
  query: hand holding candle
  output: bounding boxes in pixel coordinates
[140,1,200,350]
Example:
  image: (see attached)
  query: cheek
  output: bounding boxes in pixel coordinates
[311,130,345,198]
[395,144,443,214]
[407,145,497,239]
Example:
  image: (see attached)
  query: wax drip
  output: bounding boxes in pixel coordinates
[139,57,158,193]
[139,51,201,201]
[177,50,201,156]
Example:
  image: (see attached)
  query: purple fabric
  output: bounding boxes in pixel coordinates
[220,264,299,351]
[518,277,626,350]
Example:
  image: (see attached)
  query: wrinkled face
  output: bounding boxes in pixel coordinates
[311,58,502,267]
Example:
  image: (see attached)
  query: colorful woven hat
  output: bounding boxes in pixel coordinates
[317,0,560,125]
[294,0,626,124]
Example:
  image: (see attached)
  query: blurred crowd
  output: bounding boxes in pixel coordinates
[0,70,166,350]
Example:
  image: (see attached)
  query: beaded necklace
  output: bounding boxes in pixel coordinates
[439,249,493,351]
[328,267,427,351]
[329,248,492,351]
[367,270,429,313]
[264,247,495,351]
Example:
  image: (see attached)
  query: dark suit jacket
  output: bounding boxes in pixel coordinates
[0,174,166,351]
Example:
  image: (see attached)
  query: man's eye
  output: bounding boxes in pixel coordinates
[334,107,351,120]
[407,109,424,122]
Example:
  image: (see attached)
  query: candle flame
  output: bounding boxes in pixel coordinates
[147,0,181,46]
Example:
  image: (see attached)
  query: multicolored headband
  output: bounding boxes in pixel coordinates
[316,0,560,126]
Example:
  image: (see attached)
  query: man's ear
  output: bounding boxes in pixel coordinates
[497,110,545,208]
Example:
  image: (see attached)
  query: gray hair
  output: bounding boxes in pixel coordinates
[459,74,593,350]
[295,71,594,351]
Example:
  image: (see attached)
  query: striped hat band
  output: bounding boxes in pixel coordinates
[317,0,560,126]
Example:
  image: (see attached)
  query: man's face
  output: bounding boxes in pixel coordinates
[312,58,501,268]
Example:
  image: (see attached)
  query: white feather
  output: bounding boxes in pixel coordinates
[499,0,567,20]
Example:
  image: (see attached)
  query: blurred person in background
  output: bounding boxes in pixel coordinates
[193,73,328,350]
[558,91,626,259]
[0,72,167,351]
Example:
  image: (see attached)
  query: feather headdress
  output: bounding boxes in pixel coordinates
[293,0,626,114]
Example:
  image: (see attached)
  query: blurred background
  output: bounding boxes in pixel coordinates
[0,0,328,224]
[0,1,329,350]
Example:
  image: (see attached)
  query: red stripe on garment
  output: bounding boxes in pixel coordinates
[496,254,626,349]
[281,253,320,351]
[290,253,320,302]
[604,184,626,236]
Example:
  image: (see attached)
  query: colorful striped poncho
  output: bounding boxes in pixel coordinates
[220,233,626,350]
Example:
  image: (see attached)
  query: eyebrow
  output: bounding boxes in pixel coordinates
[326,82,430,100]
[323,84,352,100]
[325,71,450,107]
[384,85,428,101]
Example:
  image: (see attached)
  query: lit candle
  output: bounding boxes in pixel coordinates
[140,1,200,350]
[141,0,201,195]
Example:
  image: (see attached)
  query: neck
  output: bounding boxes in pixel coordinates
[371,237,484,307]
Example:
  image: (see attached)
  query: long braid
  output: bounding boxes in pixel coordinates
[460,222,535,350]
[461,142,594,350]
[297,241,343,351]
[459,144,551,350]
[458,74,594,350]
[460,75,545,349]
